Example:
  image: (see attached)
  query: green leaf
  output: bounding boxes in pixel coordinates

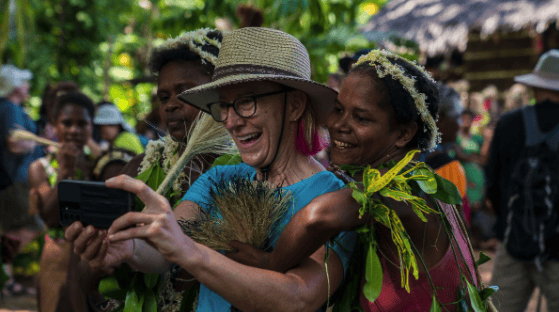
[135,163,155,184]
[362,243,382,303]
[429,294,442,312]
[124,289,144,312]
[351,189,367,206]
[466,280,486,312]
[413,168,437,194]
[179,284,200,312]
[143,273,159,290]
[355,225,370,234]
[479,286,497,301]
[142,290,157,312]
[98,275,127,301]
[211,153,243,167]
[147,163,166,191]
[338,165,363,176]
[431,173,463,205]
[476,251,491,267]
[115,265,135,290]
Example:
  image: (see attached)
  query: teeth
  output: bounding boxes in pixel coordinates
[238,133,258,141]
[334,140,356,149]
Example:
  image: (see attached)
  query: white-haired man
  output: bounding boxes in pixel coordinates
[0,64,44,296]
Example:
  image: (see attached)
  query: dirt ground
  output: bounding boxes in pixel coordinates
[0,249,548,312]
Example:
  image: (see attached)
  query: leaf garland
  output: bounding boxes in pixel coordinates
[339,149,496,311]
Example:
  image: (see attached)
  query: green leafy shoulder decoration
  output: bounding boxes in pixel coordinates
[334,150,498,312]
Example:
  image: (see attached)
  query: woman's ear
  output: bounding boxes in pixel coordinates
[287,90,307,121]
[395,121,418,148]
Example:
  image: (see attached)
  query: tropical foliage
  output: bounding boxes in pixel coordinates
[1,0,389,125]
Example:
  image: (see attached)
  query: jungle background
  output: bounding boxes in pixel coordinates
[1,0,399,128]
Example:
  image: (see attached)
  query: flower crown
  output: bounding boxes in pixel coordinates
[353,50,441,151]
[152,28,221,74]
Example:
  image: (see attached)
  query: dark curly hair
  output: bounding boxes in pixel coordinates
[52,92,95,122]
[350,56,439,151]
[148,29,222,77]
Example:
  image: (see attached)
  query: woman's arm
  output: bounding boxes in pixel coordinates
[187,242,344,312]
[106,175,346,312]
[261,188,363,272]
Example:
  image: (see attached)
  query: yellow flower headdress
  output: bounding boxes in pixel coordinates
[353,50,441,151]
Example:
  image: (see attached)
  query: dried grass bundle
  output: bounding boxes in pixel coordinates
[9,129,60,148]
[180,176,292,251]
[156,113,237,195]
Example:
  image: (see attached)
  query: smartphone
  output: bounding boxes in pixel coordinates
[58,180,135,229]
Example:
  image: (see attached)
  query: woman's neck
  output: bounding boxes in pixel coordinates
[255,152,324,187]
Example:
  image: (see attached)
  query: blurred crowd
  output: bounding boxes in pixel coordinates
[0,10,558,311]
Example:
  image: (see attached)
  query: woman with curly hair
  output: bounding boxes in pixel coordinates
[229,50,495,311]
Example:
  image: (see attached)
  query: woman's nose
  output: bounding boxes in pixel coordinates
[331,114,351,133]
[223,106,244,130]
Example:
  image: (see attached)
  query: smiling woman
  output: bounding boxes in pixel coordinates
[65,27,357,312]
[225,50,496,312]
[27,91,96,312]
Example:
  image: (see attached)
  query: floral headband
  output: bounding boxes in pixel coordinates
[153,28,221,71]
[353,50,441,151]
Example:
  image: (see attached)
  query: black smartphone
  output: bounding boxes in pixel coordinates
[58,180,135,229]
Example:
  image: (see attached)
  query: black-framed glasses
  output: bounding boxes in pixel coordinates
[207,89,289,122]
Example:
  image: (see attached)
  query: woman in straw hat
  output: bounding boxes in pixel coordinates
[229,50,497,311]
[66,27,357,311]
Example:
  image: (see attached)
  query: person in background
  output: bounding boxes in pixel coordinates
[37,82,79,150]
[80,29,224,312]
[421,84,469,228]
[93,102,144,155]
[0,65,44,297]
[424,84,467,201]
[486,49,559,312]
[27,91,96,312]
[456,108,485,213]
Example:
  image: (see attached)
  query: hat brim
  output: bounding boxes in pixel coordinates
[514,73,559,92]
[177,73,337,125]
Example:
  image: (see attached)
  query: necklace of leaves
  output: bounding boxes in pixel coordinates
[330,150,498,312]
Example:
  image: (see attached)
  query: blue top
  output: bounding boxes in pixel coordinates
[182,163,357,312]
[0,98,43,184]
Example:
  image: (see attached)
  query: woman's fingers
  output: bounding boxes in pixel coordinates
[73,225,99,255]
[80,230,106,261]
[64,221,84,241]
[90,238,110,269]
[106,175,169,210]
[108,212,156,236]
[108,224,149,243]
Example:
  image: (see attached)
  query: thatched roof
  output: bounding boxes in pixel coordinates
[363,0,559,56]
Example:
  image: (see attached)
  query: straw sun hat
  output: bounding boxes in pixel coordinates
[514,49,559,92]
[178,27,336,125]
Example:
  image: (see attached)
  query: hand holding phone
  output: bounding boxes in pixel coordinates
[58,180,135,229]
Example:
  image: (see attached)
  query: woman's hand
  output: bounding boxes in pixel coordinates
[65,222,133,272]
[226,240,270,269]
[57,142,81,177]
[105,175,194,265]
